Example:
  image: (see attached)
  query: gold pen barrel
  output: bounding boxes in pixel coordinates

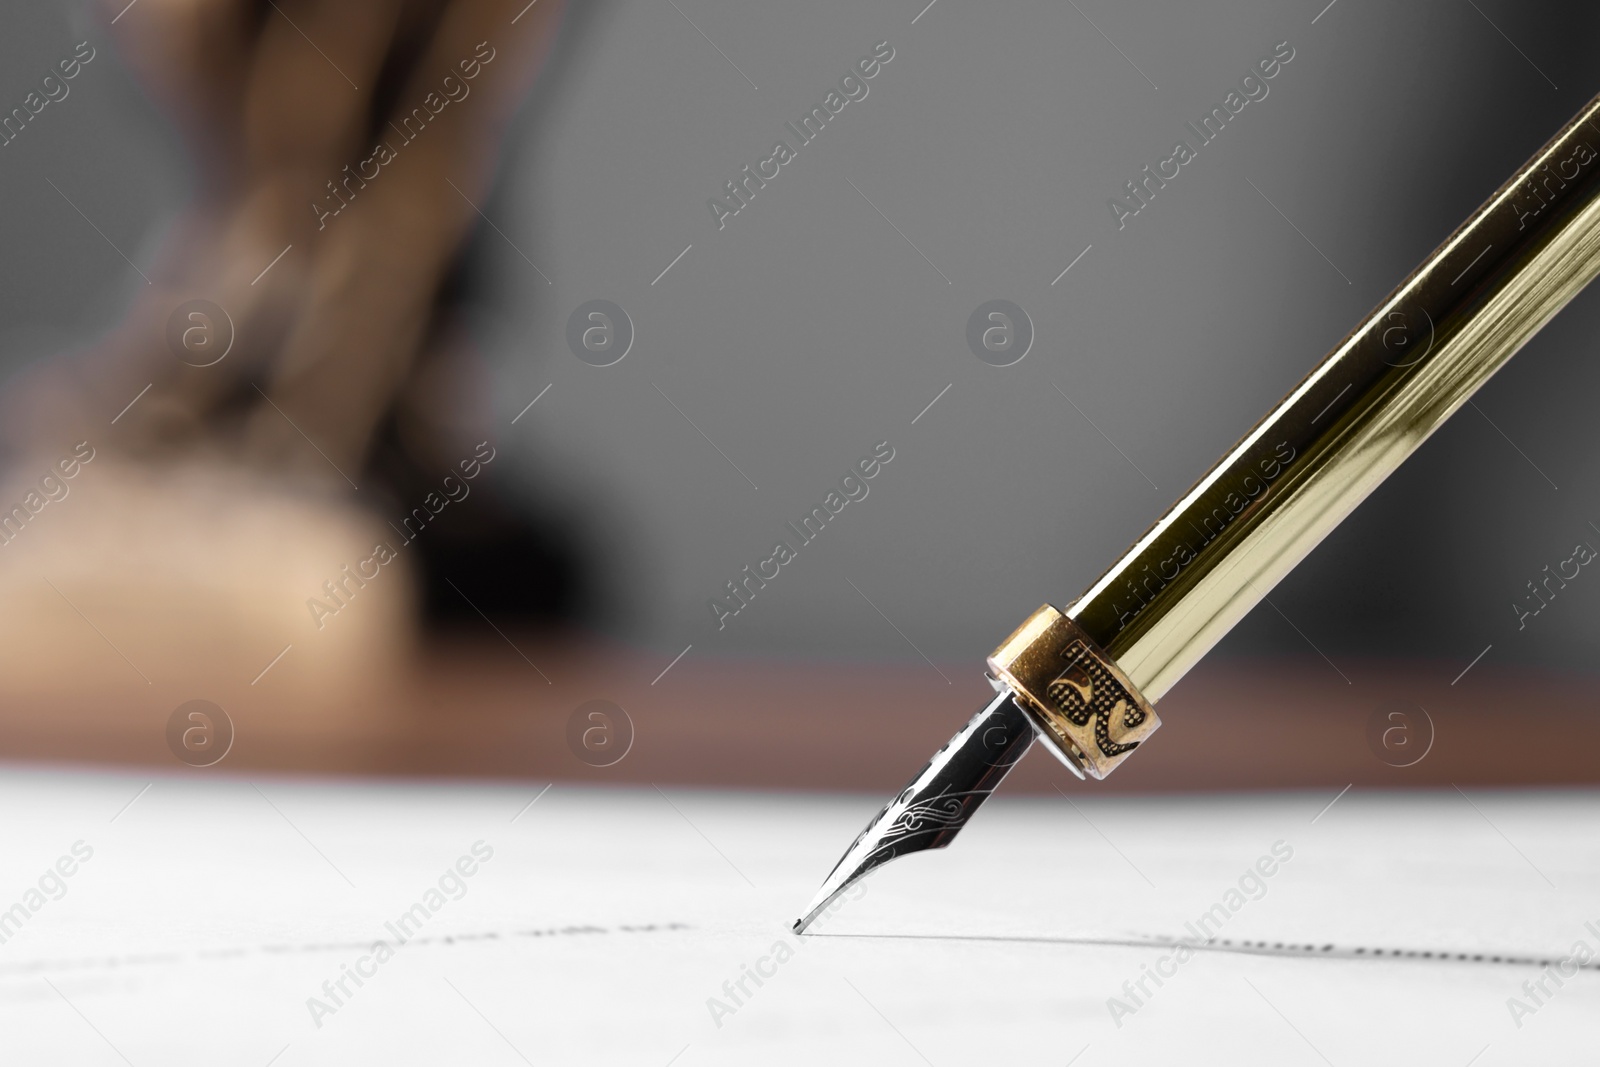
[993,92,1600,778]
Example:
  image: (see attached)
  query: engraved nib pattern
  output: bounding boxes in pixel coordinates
[791,689,1036,934]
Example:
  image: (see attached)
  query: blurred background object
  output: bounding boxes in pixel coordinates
[2,0,1598,787]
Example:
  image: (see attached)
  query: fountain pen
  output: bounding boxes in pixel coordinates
[795,91,1600,932]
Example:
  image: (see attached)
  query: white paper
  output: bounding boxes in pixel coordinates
[0,766,1593,1064]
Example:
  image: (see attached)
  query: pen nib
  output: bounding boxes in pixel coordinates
[792,688,1036,934]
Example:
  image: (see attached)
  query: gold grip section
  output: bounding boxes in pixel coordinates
[988,605,1159,780]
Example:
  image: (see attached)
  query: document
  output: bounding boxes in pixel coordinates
[0,766,1591,1064]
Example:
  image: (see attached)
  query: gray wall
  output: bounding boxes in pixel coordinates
[5,0,1600,675]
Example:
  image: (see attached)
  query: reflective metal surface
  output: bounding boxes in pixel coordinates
[1068,93,1600,704]
[799,93,1600,928]
[792,689,1034,934]
[988,604,1160,780]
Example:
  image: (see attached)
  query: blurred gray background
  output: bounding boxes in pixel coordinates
[5,0,1600,677]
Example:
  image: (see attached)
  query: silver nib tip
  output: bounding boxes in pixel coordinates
[791,689,1035,935]
[792,875,856,936]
